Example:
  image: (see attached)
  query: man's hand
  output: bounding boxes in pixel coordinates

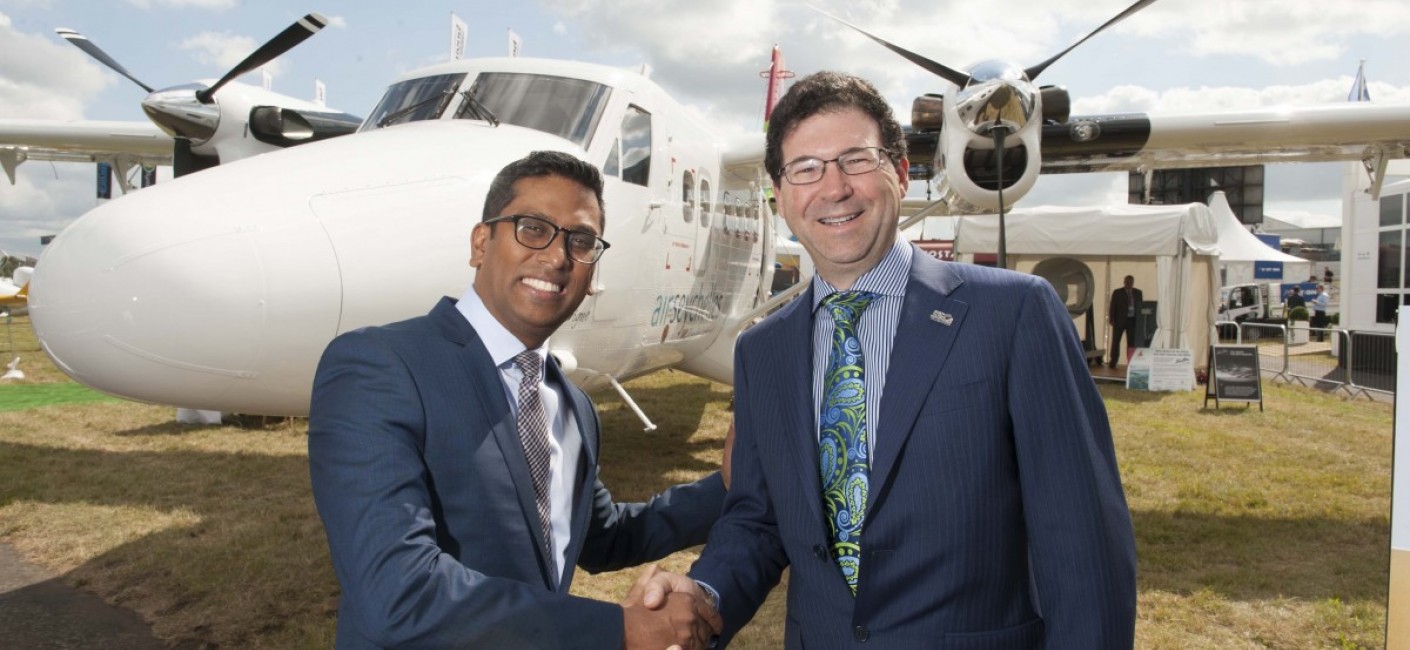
[621,565,721,650]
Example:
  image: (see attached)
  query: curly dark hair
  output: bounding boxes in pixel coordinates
[482,150,606,230]
[764,71,907,185]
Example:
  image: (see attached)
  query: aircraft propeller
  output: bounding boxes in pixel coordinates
[814,0,1159,267]
[57,13,333,176]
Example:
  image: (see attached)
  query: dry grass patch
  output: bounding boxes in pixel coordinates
[0,336,1394,648]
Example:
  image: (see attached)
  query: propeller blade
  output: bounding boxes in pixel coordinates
[1024,0,1158,81]
[807,4,970,87]
[55,28,155,93]
[195,12,328,104]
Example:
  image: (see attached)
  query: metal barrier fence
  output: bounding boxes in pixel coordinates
[1213,321,1395,399]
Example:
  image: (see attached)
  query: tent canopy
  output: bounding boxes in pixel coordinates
[1207,192,1309,264]
[954,201,1219,257]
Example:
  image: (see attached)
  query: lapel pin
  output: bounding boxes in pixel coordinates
[930,310,953,326]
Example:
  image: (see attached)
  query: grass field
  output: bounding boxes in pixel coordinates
[0,314,1394,648]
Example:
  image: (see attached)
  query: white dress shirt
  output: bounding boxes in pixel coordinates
[457,287,582,580]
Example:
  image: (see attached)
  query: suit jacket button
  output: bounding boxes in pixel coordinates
[853,625,868,642]
[813,544,829,561]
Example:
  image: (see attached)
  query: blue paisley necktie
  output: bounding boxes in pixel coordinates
[819,290,878,596]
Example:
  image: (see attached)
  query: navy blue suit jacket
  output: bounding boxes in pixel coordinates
[691,250,1137,648]
[309,297,725,649]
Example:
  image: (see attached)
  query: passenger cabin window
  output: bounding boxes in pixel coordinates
[700,178,712,228]
[454,72,611,149]
[682,170,696,223]
[620,106,651,186]
[360,73,467,132]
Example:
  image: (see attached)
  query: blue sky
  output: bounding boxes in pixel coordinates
[1,0,1408,257]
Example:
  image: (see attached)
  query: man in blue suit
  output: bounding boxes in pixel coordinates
[309,151,726,649]
[637,72,1136,647]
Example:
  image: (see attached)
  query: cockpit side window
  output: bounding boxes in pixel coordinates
[620,106,651,186]
[456,73,611,149]
[360,73,467,132]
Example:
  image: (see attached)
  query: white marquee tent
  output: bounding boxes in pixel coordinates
[1207,191,1311,286]
[953,200,1220,364]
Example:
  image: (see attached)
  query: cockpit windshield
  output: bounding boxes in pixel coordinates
[455,73,611,149]
[359,73,467,132]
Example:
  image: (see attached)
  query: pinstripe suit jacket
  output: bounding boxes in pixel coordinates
[691,249,1137,649]
[309,298,725,649]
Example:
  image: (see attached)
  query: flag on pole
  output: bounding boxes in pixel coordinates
[261,67,272,91]
[450,13,467,60]
[1348,60,1370,102]
[508,29,522,57]
[314,79,327,107]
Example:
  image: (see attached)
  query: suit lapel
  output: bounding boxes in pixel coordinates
[868,256,968,502]
[431,298,560,589]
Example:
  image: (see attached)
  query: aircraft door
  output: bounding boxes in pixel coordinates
[592,103,662,329]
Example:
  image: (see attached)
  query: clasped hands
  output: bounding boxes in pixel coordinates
[620,564,721,650]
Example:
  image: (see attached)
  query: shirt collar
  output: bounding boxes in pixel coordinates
[811,238,912,313]
[455,285,548,369]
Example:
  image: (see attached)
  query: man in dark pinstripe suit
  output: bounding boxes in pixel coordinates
[635,71,1137,648]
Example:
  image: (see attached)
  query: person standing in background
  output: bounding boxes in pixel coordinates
[1311,283,1331,342]
[1108,275,1143,368]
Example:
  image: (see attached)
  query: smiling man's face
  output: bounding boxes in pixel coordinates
[470,173,601,348]
[773,106,908,290]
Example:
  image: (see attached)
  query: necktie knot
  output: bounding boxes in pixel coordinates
[514,350,541,384]
[823,291,879,326]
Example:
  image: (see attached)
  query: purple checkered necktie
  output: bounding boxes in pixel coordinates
[513,350,557,585]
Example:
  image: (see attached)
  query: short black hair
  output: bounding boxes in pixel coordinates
[482,150,606,230]
[764,71,907,185]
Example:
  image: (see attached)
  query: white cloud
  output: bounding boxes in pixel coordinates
[1073,78,1410,114]
[325,15,347,29]
[1117,0,1410,66]
[552,21,566,36]
[0,166,96,257]
[0,11,113,119]
[179,31,285,77]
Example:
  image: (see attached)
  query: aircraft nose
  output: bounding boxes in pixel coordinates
[29,185,341,416]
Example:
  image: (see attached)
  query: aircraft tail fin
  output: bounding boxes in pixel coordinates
[759,45,795,130]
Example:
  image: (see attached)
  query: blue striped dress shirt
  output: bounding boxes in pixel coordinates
[809,238,912,455]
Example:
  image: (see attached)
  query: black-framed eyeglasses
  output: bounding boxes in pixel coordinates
[780,146,894,185]
[483,214,611,264]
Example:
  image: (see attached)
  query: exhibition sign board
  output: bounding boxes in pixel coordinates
[1125,348,1195,392]
[1203,345,1263,411]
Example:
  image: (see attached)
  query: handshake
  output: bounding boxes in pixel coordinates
[620,564,721,650]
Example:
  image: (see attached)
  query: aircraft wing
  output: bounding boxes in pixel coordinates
[0,119,172,182]
[1037,102,1410,174]
[721,132,766,177]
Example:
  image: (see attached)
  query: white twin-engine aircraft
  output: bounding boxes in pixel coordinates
[29,55,778,419]
[20,1,1410,420]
